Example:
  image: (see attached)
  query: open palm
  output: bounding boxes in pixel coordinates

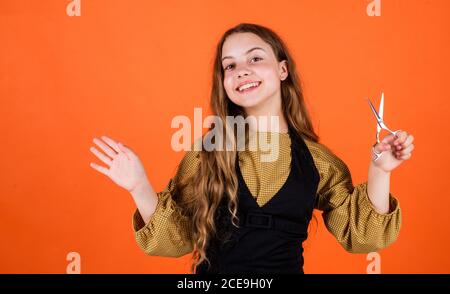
[89,135,148,193]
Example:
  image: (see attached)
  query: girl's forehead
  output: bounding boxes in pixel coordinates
[222,33,272,57]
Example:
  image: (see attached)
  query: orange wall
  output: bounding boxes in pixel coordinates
[0,0,449,273]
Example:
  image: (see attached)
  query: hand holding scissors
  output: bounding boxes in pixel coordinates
[367,92,415,171]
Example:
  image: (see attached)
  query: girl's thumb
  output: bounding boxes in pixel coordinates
[374,142,390,154]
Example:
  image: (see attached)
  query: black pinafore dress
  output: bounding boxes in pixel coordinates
[196,127,320,274]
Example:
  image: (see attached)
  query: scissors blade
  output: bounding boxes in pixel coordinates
[367,98,383,139]
[367,98,382,123]
[379,92,384,120]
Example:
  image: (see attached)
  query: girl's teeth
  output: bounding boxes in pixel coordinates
[239,82,259,92]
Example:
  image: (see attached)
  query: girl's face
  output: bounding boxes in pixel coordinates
[221,32,288,112]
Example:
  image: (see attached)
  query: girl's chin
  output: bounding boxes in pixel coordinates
[233,100,262,109]
[231,95,265,109]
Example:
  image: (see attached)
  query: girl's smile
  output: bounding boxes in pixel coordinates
[236,80,262,94]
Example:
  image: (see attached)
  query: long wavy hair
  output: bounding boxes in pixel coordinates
[173,23,319,273]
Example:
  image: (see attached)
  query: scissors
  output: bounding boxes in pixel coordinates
[367,92,400,161]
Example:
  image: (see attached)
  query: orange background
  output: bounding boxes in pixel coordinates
[1,0,449,273]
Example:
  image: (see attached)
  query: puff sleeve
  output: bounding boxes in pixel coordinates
[132,150,200,257]
[305,139,402,253]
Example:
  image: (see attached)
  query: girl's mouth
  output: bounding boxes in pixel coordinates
[236,81,262,94]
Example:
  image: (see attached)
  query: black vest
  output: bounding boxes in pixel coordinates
[196,127,320,274]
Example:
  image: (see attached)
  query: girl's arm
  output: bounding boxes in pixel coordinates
[129,178,159,224]
[367,163,391,214]
[367,130,414,214]
[307,130,413,253]
[306,139,401,253]
[131,148,200,258]
[131,178,194,258]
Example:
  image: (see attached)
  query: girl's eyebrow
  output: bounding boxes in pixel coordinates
[222,47,266,62]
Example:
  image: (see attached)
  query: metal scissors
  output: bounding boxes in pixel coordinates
[367,92,400,161]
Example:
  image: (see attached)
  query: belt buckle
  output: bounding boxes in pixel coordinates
[245,213,273,229]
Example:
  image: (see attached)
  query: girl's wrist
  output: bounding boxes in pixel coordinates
[369,159,392,175]
[130,178,152,200]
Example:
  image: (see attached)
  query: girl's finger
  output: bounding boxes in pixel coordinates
[120,142,138,157]
[90,162,110,176]
[118,142,132,160]
[373,142,391,154]
[381,133,397,145]
[400,134,414,148]
[118,142,131,153]
[101,135,121,154]
[394,131,408,145]
[400,143,414,156]
[399,153,412,160]
[90,146,113,166]
[93,138,117,158]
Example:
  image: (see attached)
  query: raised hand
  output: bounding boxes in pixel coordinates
[89,135,148,193]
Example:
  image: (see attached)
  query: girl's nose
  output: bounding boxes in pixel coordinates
[237,69,251,78]
[236,64,252,78]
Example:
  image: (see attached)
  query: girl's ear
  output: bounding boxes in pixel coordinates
[279,60,288,81]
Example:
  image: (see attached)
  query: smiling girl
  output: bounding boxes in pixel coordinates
[89,23,414,273]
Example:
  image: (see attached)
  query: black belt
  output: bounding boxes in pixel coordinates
[238,211,308,236]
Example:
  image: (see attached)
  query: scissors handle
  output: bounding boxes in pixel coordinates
[372,145,383,162]
[376,128,401,143]
[392,129,401,136]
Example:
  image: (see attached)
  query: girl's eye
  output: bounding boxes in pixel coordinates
[224,64,235,71]
[251,57,262,62]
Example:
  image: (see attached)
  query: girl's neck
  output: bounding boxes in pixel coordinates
[245,115,289,134]
[244,96,288,133]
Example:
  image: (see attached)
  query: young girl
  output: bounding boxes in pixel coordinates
[89,23,414,274]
